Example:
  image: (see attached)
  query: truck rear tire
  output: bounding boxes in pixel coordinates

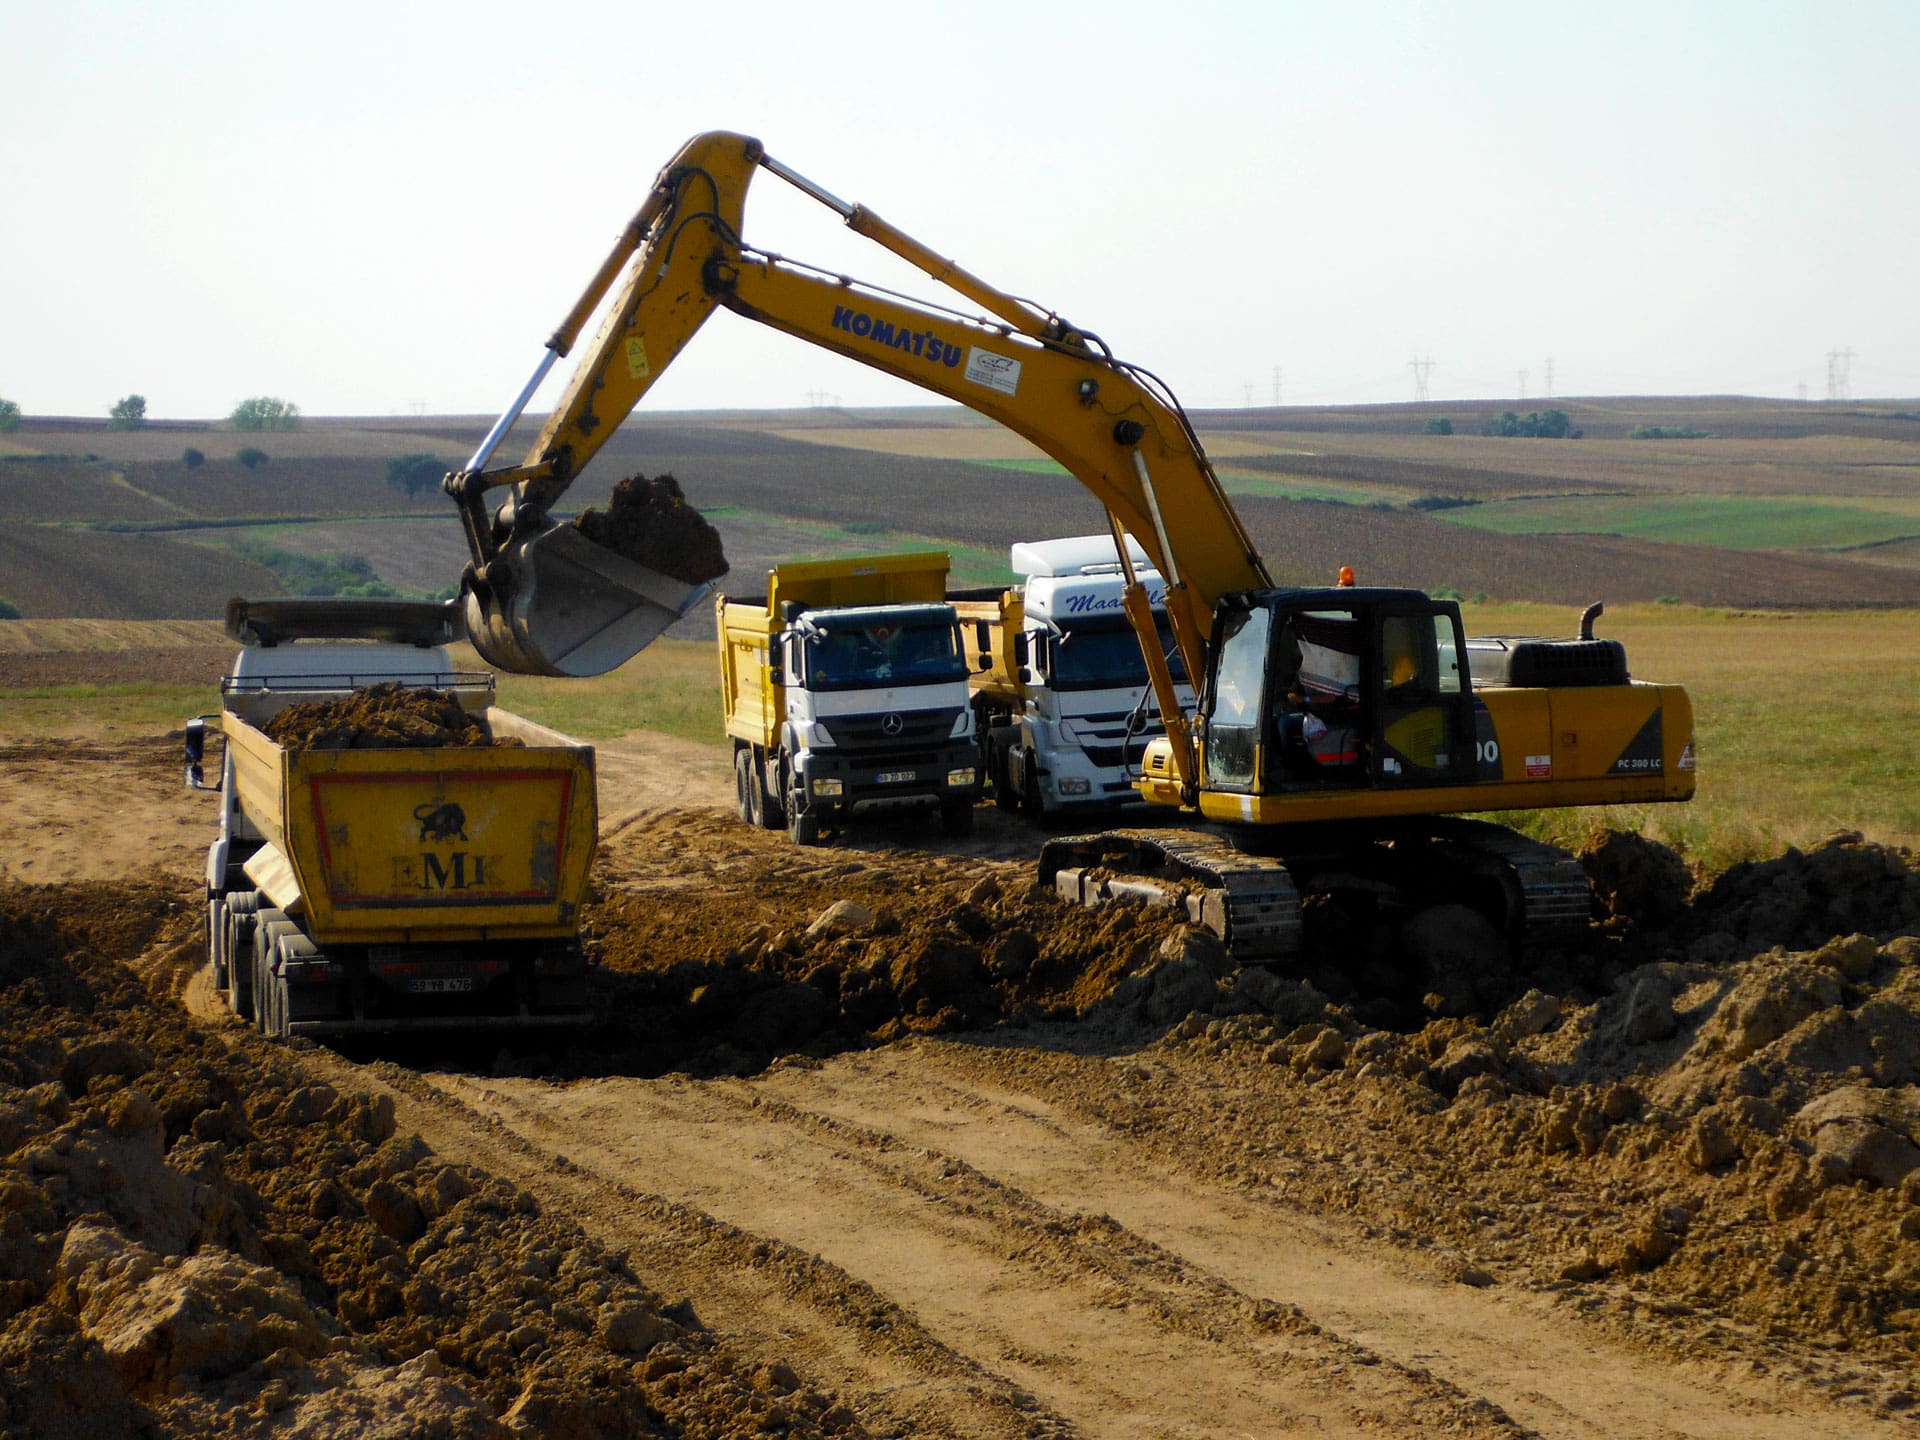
[207,895,228,991]
[224,892,261,1021]
[255,912,295,1039]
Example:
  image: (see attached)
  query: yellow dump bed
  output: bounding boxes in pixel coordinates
[221,705,597,946]
[951,589,1024,707]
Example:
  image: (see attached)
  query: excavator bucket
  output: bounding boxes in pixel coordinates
[462,523,719,677]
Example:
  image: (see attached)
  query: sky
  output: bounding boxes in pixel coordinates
[3,0,1917,422]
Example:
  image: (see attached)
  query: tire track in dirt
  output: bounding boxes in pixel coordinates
[425,1071,1529,1439]
[298,1054,1075,1440]
[737,1041,1893,1440]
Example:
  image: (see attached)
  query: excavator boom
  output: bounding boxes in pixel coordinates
[448,131,1263,734]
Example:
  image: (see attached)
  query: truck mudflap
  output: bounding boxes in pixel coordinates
[1039,818,1594,965]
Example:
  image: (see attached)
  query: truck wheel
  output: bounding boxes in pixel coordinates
[207,895,229,991]
[225,892,260,1020]
[255,913,294,1039]
[992,740,1019,813]
[758,755,787,830]
[788,803,821,846]
[734,749,757,825]
[1019,749,1045,819]
[941,797,976,837]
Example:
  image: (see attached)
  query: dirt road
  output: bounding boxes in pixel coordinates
[367,1046,1881,1440]
[12,719,1920,1437]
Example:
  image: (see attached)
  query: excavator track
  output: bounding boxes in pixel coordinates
[1040,820,1594,966]
[1040,829,1305,961]
[1414,818,1595,952]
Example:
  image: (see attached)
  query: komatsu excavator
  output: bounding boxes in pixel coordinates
[446,130,1695,959]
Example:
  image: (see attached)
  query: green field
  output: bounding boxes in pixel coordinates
[1460,602,1920,868]
[488,640,719,745]
[976,457,1401,507]
[1437,494,1920,551]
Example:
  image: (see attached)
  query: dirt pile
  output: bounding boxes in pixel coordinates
[569,816,1191,1076]
[263,684,513,753]
[572,475,728,587]
[0,880,858,1439]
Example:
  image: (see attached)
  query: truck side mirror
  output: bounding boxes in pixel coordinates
[1013,632,1031,667]
[183,716,219,791]
[768,664,785,686]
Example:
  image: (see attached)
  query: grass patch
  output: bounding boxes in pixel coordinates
[485,640,723,746]
[1435,494,1920,551]
[0,683,215,739]
[972,457,1403,507]
[1459,601,1920,867]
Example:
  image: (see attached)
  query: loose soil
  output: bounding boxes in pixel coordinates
[262,684,509,752]
[2,679,1918,1433]
[572,475,729,586]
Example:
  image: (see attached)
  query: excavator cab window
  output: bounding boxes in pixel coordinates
[1276,607,1368,780]
[1371,605,1474,787]
[1201,604,1270,791]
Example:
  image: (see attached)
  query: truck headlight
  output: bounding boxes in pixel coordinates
[811,777,844,797]
[1058,777,1092,796]
[946,768,976,788]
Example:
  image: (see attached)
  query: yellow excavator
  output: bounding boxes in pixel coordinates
[446,129,1695,958]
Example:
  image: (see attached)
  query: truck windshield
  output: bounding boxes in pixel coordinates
[1048,616,1188,691]
[807,622,968,690]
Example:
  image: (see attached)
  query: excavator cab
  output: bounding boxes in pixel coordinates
[1199,589,1475,795]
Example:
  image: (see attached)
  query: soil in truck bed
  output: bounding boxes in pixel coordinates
[571,472,729,585]
[262,682,516,751]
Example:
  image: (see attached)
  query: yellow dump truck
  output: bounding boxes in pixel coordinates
[186,598,599,1039]
[718,553,982,845]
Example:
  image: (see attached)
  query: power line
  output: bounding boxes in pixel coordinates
[1409,356,1434,403]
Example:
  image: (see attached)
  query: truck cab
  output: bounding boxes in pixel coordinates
[719,555,983,844]
[959,536,1195,817]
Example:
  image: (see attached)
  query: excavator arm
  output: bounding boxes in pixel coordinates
[448,131,1268,791]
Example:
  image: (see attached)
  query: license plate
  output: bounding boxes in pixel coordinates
[408,977,477,995]
[875,769,917,784]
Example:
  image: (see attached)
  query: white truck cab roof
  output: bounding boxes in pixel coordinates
[1009,534,1152,580]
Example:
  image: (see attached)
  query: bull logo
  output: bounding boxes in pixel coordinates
[414,801,468,842]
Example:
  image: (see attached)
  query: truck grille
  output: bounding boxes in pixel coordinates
[830,707,962,752]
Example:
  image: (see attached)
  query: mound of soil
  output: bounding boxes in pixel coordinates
[572,475,728,587]
[0,880,858,1439]
[263,684,512,753]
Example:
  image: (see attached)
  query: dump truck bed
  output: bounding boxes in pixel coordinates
[221,705,597,946]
